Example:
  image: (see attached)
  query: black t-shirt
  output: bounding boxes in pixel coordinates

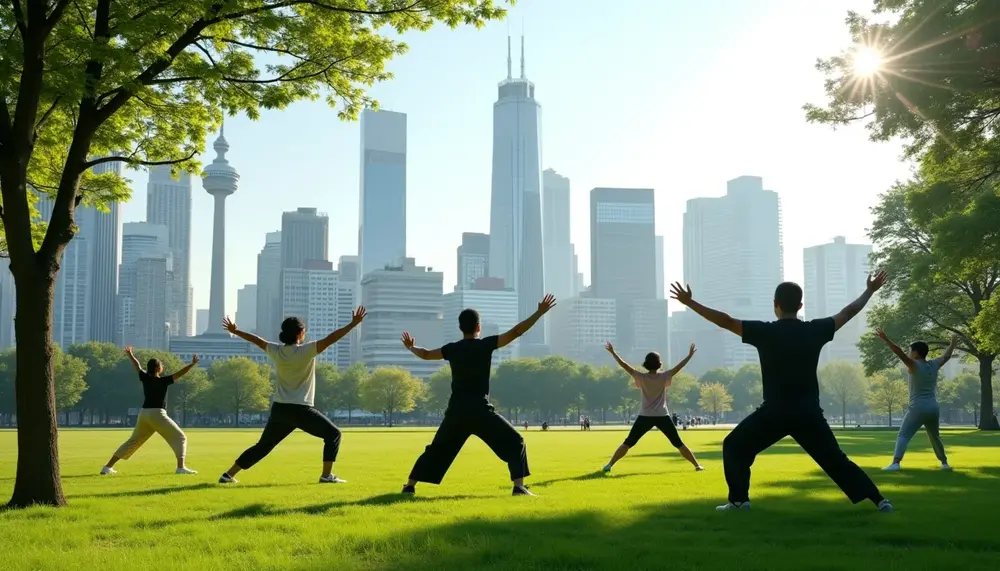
[441,336,499,409]
[741,317,835,406]
[140,372,175,409]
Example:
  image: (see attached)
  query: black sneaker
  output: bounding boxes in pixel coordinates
[401,485,416,495]
[512,485,535,496]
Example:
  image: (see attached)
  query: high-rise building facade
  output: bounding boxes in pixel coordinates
[456,232,490,290]
[542,169,573,301]
[89,161,122,344]
[655,235,665,300]
[359,258,443,378]
[683,176,783,369]
[442,282,518,365]
[196,309,209,336]
[488,36,545,347]
[804,236,873,364]
[0,259,15,350]
[146,165,193,337]
[359,109,407,278]
[132,257,169,349]
[550,297,616,365]
[255,231,281,335]
[281,208,328,270]
[281,262,354,367]
[118,222,169,346]
[236,284,258,334]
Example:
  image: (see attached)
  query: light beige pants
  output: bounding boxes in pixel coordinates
[114,408,187,460]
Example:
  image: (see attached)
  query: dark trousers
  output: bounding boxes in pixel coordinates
[723,403,880,504]
[623,415,685,448]
[235,403,342,470]
[409,406,529,484]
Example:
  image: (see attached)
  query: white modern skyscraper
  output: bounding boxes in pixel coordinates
[360,258,443,378]
[488,36,545,348]
[132,257,170,349]
[443,283,518,365]
[281,262,355,368]
[281,208,328,270]
[542,169,572,302]
[456,232,490,290]
[655,235,665,300]
[89,160,122,344]
[202,126,239,336]
[0,259,15,350]
[550,297,616,366]
[146,165,192,338]
[359,109,407,278]
[236,284,258,334]
[683,176,783,369]
[804,236,873,364]
[255,231,281,335]
[196,309,209,336]
[118,222,169,346]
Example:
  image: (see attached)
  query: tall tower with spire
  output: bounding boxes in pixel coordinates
[202,123,239,336]
[488,32,546,351]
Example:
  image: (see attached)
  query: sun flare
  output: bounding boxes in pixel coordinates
[853,46,883,76]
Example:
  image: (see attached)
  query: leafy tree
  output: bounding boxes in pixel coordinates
[424,365,452,417]
[867,374,908,427]
[491,358,540,422]
[667,371,700,413]
[940,373,983,426]
[534,356,578,420]
[585,365,622,424]
[206,357,271,426]
[171,367,210,427]
[68,342,128,424]
[699,367,735,386]
[0,0,508,508]
[698,382,733,423]
[332,362,366,425]
[819,361,869,428]
[52,348,87,412]
[360,366,422,426]
[729,364,763,413]
[313,363,339,413]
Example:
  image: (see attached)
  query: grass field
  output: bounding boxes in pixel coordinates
[1,427,998,570]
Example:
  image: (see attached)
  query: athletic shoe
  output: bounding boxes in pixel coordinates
[882,463,901,471]
[716,501,751,511]
[100,466,117,475]
[602,464,612,473]
[401,485,416,495]
[940,463,952,471]
[877,499,894,513]
[695,465,705,471]
[175,467,197,475]
[218,473,238,484]
[319,475,347,484]
[512,485,535,496]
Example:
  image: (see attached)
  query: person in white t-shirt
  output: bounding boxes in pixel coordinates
[602,342,704,473]
[217,307,366,484]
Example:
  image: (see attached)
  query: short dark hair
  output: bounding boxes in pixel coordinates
[774,282,803,314]
[909,341,929,358]
[146,358,162,375]
[458,309,480,334]
[279,317,305,344]
[642,352,662,372]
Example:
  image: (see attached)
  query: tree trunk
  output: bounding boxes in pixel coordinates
[8,270,66,508]
[234,408,240,427]
[841,399,846,429]
[977,355,999,430]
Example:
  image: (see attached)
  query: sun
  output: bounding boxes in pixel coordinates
[853,46,883,76]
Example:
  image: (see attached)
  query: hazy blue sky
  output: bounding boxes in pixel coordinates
[118,0,910,326]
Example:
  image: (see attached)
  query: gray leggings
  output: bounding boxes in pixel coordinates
[893,402,947,463]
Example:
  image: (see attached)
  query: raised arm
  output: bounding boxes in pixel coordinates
[669,283,741,336]
[223,316,268,351]
[317,307,366,354]
[605,342,639,377]
[832,271,887,332]
[498,294,557,349]
[171,355,200,380]
[936,335,959,368]
[401,332,443,360]
[124,346,143,373]
[666,343,697,377]
[875,328,915,371]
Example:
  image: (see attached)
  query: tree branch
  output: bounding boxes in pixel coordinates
[46,0,73,32]
[83,150,197,169]
[34,95,62,134]
[11,0,27,37]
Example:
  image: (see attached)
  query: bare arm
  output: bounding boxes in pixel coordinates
[401,332,443,360]
[605,343,639,377]
[223,316,268,351]
[123,346,143,373]
[498,294,557,349]
[317,307,366,354]
[171,355,199,380]
[936,335,959,368]
[666,344,697,377]
[670,283,741,336]
[875,328,915,371]
[832,271,888,331]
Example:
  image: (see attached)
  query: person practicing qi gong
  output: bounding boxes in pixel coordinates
[876,328,956,472]
[400,294,557,496]
[101,347,200,475]
[602,342,704,473]
[669,271,893,513]
[217,308,366,484]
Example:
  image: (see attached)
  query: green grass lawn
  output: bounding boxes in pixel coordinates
[1,427,998,570]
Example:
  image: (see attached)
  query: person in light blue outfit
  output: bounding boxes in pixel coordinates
[875,328,958,471]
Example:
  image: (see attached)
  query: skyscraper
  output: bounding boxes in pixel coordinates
[359,109,406,278]
[804,236,873,363]
[550,297,616,365]
[443,283,518,365]
[236,284,258,334]
[655,235,665,300]
[456,232,490,290]
[202,126,239,336]
[118,222,169,345]
[542,169,573,301]
[132,257,169,349]
[88,160,122,343]
[281,208,328,270]
[196,309,209,336]
[0,259,15,350]
[146,165,193,337]
[488,35,545,346]
[255,231,281,335]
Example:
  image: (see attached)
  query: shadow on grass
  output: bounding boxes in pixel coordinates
[210,493,492,520]
[529,470,658,488]
[72,481,292,499]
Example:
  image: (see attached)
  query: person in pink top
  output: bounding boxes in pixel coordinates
[602,342,704,473]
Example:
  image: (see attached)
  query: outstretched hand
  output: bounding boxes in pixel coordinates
[401,331,415,349]
[949,334,960,346]
[669,282,693,305]
[351,306,367,325]
[875,327,888,341]
[536,294,557,315]
[866,270,888,293]
[222,316,237,333]
[605,342,615,353]
[688,343,697,357]
[124,345,134,356]
[191,354,200,365]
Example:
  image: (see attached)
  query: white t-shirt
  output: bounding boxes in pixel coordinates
[629,370,673,417]
[266,342,319,407]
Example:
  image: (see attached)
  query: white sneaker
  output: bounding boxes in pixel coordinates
[100,466,117,475]
[940,463,952,471]
[175,467,197,475]
[218,473,238,484]
[602,464,612,473]
[319,475,347,484]
[716,501,751,511]
[877,499,894,513]
[695,465,705,471]
[882,463,901,471]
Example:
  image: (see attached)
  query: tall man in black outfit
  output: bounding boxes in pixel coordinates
[669,272,893,513]
[400,294,557,496]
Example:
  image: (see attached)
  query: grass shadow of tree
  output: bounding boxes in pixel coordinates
[209,494,493,520]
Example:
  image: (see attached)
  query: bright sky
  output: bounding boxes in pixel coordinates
[118,0,912,319]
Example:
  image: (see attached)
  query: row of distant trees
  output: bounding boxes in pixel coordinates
[1,342,994,428]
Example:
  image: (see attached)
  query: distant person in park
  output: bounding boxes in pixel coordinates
[217,308,366,484]
[876,328,956,471]
[100,347,200,475]
[602,342,704,473]
[399,294,557,497]
[669,272,894,513]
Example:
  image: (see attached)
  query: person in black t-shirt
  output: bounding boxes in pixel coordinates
[669,272,894,513]
[400,294,557,496]
[101,347,199,475]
